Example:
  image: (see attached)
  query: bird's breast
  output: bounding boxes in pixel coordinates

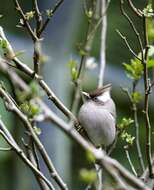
[78,101,116,146]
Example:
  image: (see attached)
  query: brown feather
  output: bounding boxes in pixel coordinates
[89,84,112,98]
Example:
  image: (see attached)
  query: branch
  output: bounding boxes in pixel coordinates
[116,30,142,61]
[24,136,50,190]
[142,15,154,177]
[0,26,77,123]
[0,58,150,189]
[126,0,142,17]
[0,87,68,190]
[37,100,150,190]
[13,0,38,41]
[98,0,107,88]
[0,119,54,190]
[124,146,137,177]
[39,0,64,35]
[122,87,145,173]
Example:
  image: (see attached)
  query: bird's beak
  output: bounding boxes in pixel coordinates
[82,92,90,99]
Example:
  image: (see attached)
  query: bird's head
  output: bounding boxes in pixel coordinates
[82,84,112,103]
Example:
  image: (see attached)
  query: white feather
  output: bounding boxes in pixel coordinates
[97,91,110,102]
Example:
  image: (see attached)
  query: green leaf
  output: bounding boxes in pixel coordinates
[118,117,134,130]
[147,59,154,68]
[147,19,154,41]
[33,126,42,135]
[20,102,30,115]
[80,169,97,184]
[123,58,143,80]
[121,131,135,145]
[14,50,25,57]
[143,4,154,17]
[25,11,35,20]
[86,151,96,163]
[131,91,142,103]
[29,102,40,117]
[0,39,8,49]
[67,59,78,81]
[46,9,53,17]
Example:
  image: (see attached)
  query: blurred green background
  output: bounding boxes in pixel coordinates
[0,0,154,190]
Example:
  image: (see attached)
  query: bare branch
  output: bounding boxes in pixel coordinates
[39,0,64,35]
[98,0,107,88]
[13,0,38,41]
[0,26,77,123]
[0,119,55,190]
[116,30,142,61]
[0,87,68,190]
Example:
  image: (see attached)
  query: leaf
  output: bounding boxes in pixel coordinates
[147,59,154,68]
[131,91,142,103]
[118,117,134,130]
[0,39,8,49]
[14,50,25,57]
[25,11,35,20]
[80,169,97,183]
[67,59,78,81]
[86,151,96,163]
[143,4,154,17]
[33,126,42,135]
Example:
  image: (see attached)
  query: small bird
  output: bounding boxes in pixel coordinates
[78,84,116,147]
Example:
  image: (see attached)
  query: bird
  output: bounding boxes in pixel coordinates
[78,84,116,148]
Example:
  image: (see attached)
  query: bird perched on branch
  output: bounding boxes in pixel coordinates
[78,84,116,148]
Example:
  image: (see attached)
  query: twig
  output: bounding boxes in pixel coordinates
[116,30,142,62]
[24,136,50,190]
[0,26,77,123]
[0,87,68,190]
[124,146,137,177]
[120,0,144,56]
[39,0,64,35]
[126,0,142,17]
[33,0,42,36]
[142,15,154,177]
[0,119,54,190]
[122,87,145,173]
[0,147,12,151]
[71,0,99,116]
[98,0,107,88]
[13,0,38,41]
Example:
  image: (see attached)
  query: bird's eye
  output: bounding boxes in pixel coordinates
[92,97,98,101]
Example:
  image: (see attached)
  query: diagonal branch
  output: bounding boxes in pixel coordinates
[0,87,68,190]
[0,119,55,190]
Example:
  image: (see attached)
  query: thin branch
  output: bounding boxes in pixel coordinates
[120,0,144,55]
[124,146,137,177]
[13,0,38,41]
[122,86,145,173]
[39,0,64,35]
[33,0,42,36]
[0,87,68,190]
[0,26,77,123]
[142,15,154,177]
[24,136,50,190]
[116,30,142,62]
[0,147,12,151]
[98,0,107,88]
[71,1,99,116]
[0,120,54,190]
[126,0,143,17]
